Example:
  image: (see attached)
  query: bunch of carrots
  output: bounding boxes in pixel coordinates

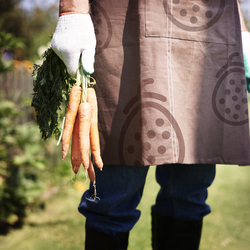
[59,62,103,190]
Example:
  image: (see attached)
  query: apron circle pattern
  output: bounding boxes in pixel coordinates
[92,2,112,54]
[212,53,248,126]
[118,79,185,166]
[163,0,226,31]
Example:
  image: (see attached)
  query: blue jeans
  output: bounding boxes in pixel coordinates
[78,164,216,236]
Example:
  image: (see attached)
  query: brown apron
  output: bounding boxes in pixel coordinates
[91,0,250,166]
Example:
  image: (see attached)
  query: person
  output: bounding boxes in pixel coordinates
[51,1,250,249]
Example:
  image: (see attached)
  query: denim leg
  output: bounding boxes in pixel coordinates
[78,165,149,236]
[152,164,216,221]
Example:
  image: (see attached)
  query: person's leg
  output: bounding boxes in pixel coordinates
[151,164,216,250]
[78,164,149,250]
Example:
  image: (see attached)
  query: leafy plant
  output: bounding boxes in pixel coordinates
[0,99,48,234]
[0,31,25,73]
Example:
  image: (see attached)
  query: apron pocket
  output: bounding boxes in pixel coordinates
[145,0,236,45]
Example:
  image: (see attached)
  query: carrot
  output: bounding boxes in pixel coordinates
[87,88,103,170]
[62,85,82,160]
[78,101,92,169]
[87,156,96,184]
[71,113,81,174]
[86,156,100,201]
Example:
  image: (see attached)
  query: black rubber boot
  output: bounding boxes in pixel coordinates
[85,227,129,250]
[151,209,203,250]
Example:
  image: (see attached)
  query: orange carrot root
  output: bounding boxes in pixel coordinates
[71,113,81,174]
[78,102,91,169]
[87,88,103,170]
[87,156,96,184]
[62,85,82,160]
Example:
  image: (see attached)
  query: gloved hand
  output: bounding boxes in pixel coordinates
[51,14,96,76]
[242,31,250,92]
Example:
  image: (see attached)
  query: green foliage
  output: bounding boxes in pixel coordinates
[32,48,76,140]
[0,31,25,51]
[27,6,58,61]
[0,99,49,234]
[239,1,250,30]
[0,31,25,73]
[0,0,58,61]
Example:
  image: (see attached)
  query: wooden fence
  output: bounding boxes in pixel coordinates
[0,61,34,123]
[0,61,34,102]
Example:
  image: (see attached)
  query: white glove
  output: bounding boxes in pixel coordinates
[242,31,250,78]
[51,14,96,76]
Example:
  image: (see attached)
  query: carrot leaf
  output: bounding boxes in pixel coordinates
[31,47,76,140]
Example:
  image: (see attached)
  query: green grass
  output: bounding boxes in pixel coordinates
[0,165,250,250]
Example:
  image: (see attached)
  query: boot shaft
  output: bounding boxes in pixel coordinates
[152,209,203,250]
[85,227,129,250]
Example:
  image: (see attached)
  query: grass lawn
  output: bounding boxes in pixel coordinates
[0,165,250,250]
